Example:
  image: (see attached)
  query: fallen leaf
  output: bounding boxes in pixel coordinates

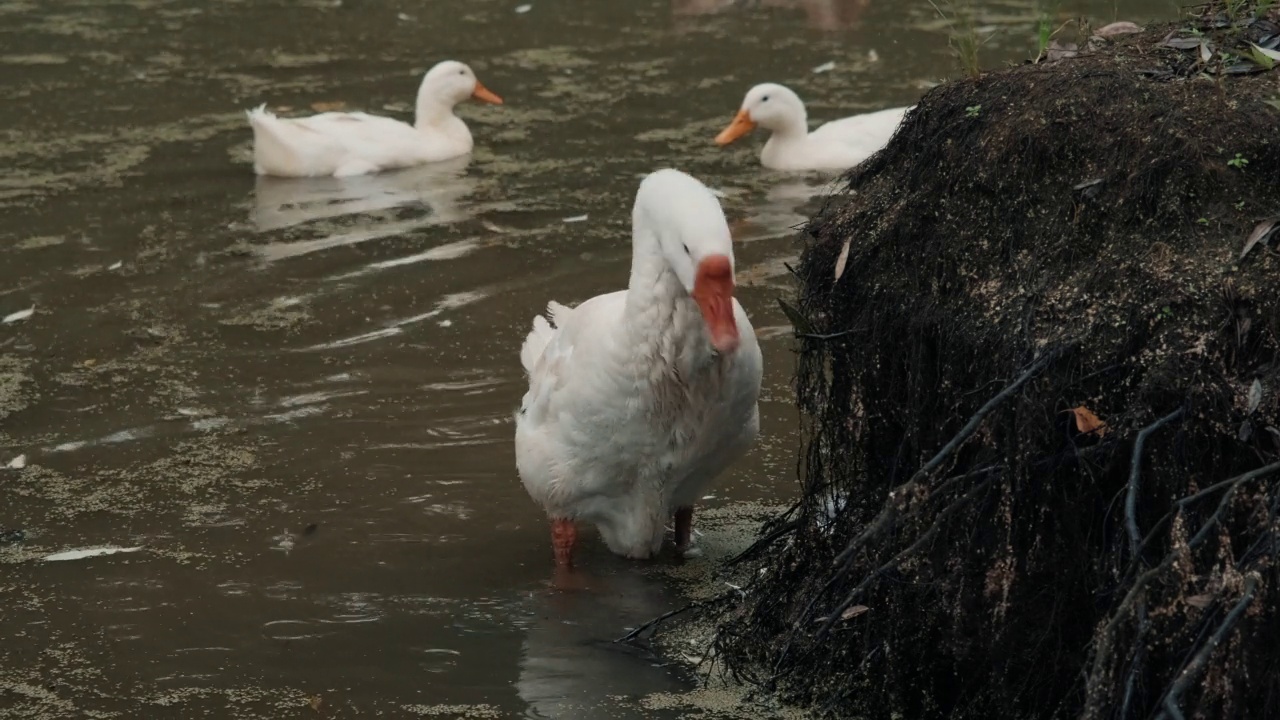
[1253,43,1280,65]
[1094,21,1143,38]
[309,101,346,112]
[1071,406,1109,437]
[3,306,34,324]
[1186,593,1214,609]
[1251,45,1277,70]
[840,604,870,620]
[1046,40,1079,62]
[777,298,815,335]
[308,695,324,712]
[1199,41,1213,64]
[1240,419,1254,442]
[6,454,26,469]
[83,359,97,368]
[1248,379,1263,414]
[1162,36,1203,50]
[833,237,852,282]
[1240,216,1280,260]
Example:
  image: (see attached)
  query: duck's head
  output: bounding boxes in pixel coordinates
[634,169,740,355]
[420,60,504,107]
[715,83,805,145]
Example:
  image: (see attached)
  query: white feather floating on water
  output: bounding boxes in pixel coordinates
[812,61,836,74]
[108,261,123,270]
[6,454,25,469]
[3,306,34,324]
[42,546,143,562]
[515,3,532,12]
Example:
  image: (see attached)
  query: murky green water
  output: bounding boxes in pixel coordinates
[2,0,1176,716]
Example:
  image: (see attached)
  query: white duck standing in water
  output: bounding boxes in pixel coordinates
[246,60,503,178]
[715,82,909,172]
[515,169,763,568]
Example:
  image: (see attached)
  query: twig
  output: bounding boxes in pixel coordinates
[833,344,1071,568]
[1118,406,1186,720]
[1126,407,1185,560]
[1155,575,1259,720]
[812,477,996,644]
[1119,460,1280,588]
[725,519,799,567]
[797,330,858,341]
[1086,462,1280,716]
[614,594,730,645]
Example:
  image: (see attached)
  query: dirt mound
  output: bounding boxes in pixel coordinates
[705,7,1280,720]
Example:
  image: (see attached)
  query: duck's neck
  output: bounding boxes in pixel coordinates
[761,112,812,160]
[623,237,715,382]
[414,92,462,131]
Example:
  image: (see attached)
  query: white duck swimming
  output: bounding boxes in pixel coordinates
[246,60,503,178]
[515,169,763,568]
[715,82,909,171]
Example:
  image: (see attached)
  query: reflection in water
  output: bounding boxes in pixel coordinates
[673,0,872,30]
[517,566,691,718]
[729,176,835,245]
[250,155,477,233]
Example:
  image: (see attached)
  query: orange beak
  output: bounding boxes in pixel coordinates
[714,109,756,146]
[690,254,739,354]
[471,80,503,105]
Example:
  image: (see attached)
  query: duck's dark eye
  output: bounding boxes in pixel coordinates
[682,243,690,255]
[458,69,466,75]
[762,95,770,102]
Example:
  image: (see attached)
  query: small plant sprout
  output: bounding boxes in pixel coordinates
[966,104,983,117]
[1228,153,1249,170]
[926,0,990,79]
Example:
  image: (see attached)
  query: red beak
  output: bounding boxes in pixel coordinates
[690,254,739,354]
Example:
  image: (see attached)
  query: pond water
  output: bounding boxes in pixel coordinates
[1,0,1176,717]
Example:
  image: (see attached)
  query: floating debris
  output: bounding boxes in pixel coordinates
[3,306,34,324]
[515,3,532,12]
[108,260,123,270]
[42,546,143,562]
[6,454,26,469]
[562,214,588,223]
[811,61,836,74]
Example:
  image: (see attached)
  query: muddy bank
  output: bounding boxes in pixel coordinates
[694,6,1280,720]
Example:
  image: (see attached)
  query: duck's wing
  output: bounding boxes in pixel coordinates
[518,291,628,425]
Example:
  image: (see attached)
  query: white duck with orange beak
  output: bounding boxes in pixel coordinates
[246,60,503,178]
[515,169,763,568]
[715,82,909,172]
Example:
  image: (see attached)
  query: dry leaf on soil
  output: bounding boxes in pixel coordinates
[833,237,852,281]
[1240,216,1280,260]
[1071,406,1108,437]
[840,604,870,620]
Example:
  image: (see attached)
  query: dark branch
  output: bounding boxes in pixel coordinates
[832,344,1072,569]
[1155,575,1260,720]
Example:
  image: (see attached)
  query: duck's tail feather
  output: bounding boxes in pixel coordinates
[245,104,301,175]
[520,301,571,375]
